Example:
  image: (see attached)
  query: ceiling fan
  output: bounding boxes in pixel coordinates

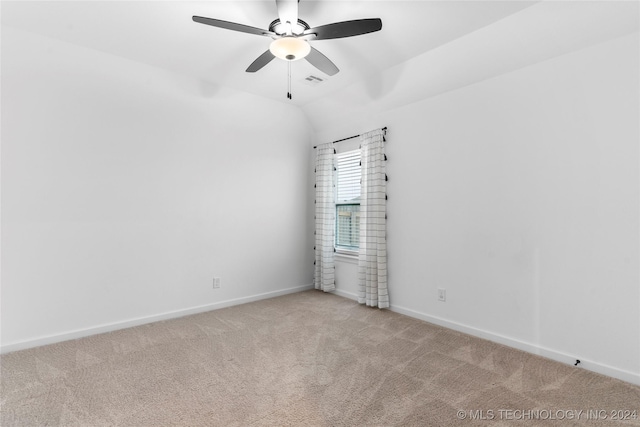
[192,0,382,77]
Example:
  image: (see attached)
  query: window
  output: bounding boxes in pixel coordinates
[335,149,361,251]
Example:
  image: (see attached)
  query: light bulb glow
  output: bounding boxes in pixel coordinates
[269,37,311,61]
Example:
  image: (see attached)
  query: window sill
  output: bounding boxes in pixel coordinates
[335,250,359,264]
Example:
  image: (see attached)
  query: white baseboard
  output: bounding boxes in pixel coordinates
[333,287,639,386]
[5,284,637,386]
[333,288,359,301]
[0,284,314,354]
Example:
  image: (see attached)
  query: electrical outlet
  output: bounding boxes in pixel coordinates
[437,288,446,302]
[213,277,221,289]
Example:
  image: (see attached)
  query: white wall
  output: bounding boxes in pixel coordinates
[310,32,640,384]
[1,28,314,350]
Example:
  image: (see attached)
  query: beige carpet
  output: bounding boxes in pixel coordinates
[1,290,639,426]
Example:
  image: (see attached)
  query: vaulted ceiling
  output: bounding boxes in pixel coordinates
[2,1,638,109]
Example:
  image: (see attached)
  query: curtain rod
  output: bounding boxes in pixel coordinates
[313,127,387,149]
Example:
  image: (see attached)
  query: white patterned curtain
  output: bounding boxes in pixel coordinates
[358,129,388,308]
[314,143,336,292]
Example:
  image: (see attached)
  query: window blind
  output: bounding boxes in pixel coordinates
[336,149,361,249]
[336,150,361,203]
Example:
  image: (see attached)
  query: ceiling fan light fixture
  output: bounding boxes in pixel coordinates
[269,37,310,61]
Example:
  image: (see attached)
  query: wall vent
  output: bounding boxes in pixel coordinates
[301,75,326,86]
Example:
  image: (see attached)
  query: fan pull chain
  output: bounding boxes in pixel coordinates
[287,61,292,100]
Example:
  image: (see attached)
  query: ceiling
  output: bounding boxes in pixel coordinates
[2,0,540,105]
[1,1,638,107]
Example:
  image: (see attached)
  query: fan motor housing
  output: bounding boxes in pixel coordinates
[269,18,310,35]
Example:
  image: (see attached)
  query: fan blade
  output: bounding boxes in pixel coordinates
[193,16,275,37]
[246,50,276,72]
[303,18,382,40]
[276,0,299,30]
[305,47,339,76]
